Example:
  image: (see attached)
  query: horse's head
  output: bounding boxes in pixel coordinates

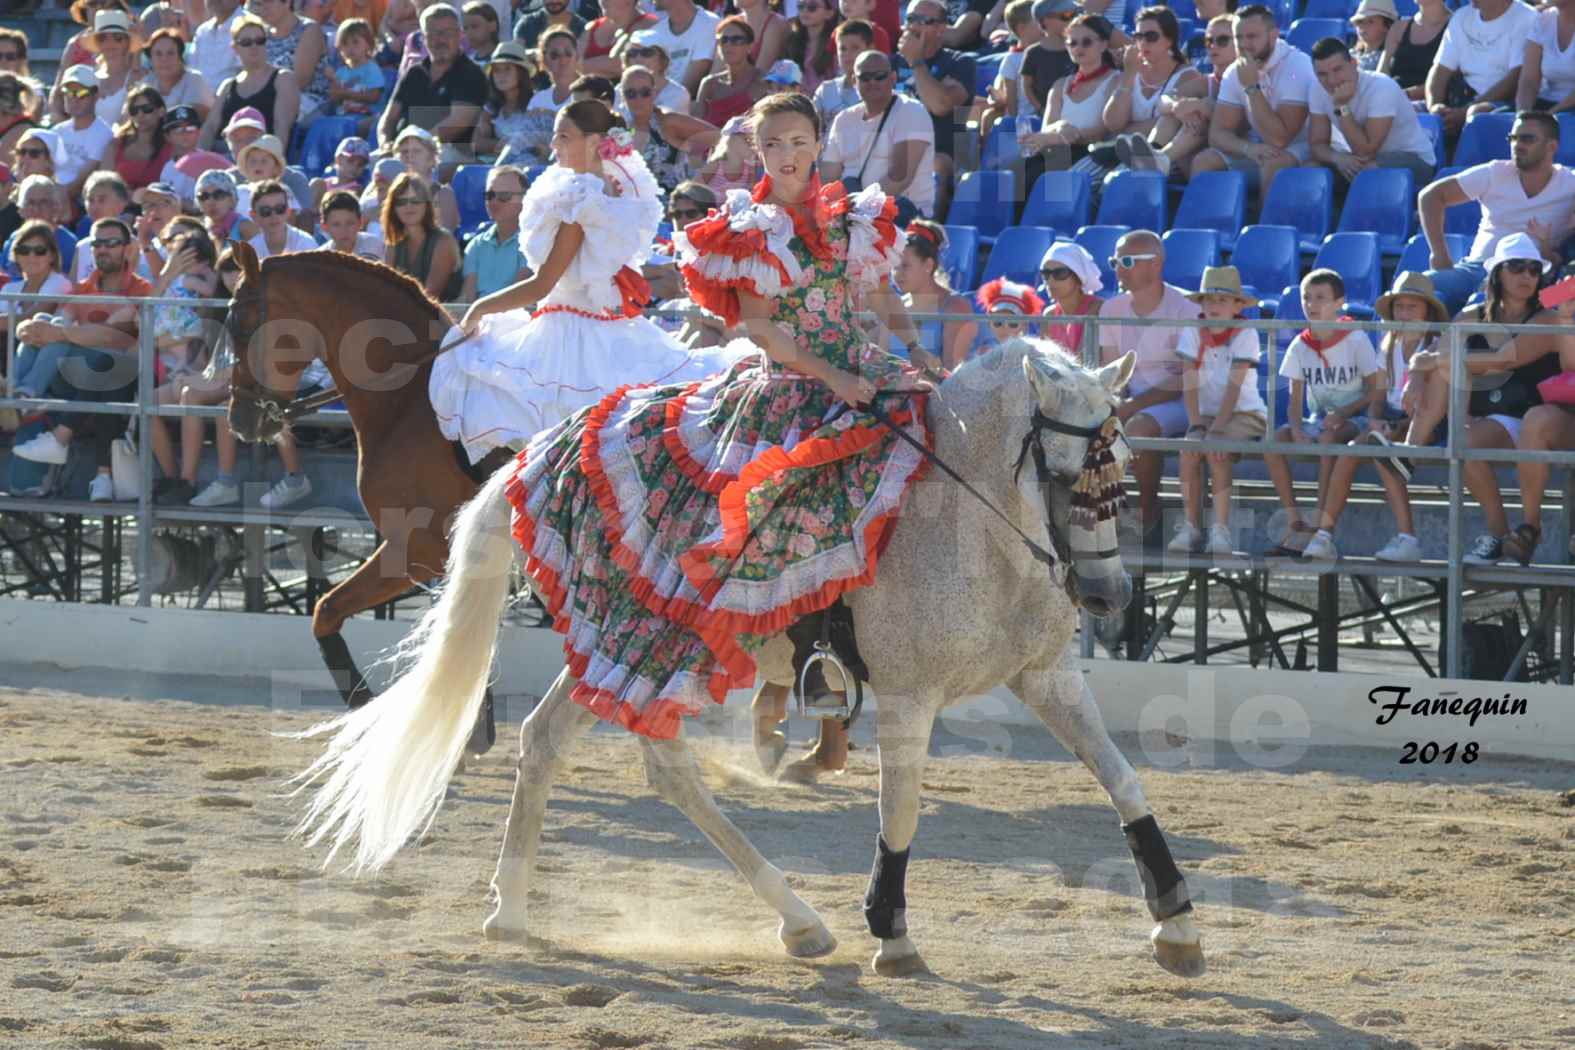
[221,241,327,445]
[1019,344,1136,618]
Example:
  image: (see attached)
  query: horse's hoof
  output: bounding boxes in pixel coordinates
[755,730,789,776]
[780,919,837,959]
[872,936,928,977]
[1151,920,1206,978]
[482,907,529,943]
[778,755,824,784]
[1152,938,1206,977]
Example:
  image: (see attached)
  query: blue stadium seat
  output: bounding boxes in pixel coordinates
[1300,0,1356,18]
[1095,170,1166,232]
[975,52,1007,98]
[1557,113,1575,166]
[980,225,1058,286]
[1452,111,1514,167]
[980,116,1019,171]
[1170,0,1198,19]
[298,116,363,177]
[1271,281,1306,358]
[1432,165,1483,238]
[1172,171,1247,251]
[1161,228,1221,293]
[1074,224,1132,299]
[941,224,981,289]
[1285,17,1348,52]
[1416,111,1445,172]
[949,170,1016,246]
[1020,170,1092,236]
[451,164,491,238]
[1396,232,1469,275]
[1336,167,1415,256]
[1393,0,1418,16]
[1313,231,1383,308]
[1231,224,1300,313]
[1260,167,1334,255]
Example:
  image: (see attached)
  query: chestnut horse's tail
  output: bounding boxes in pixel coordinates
[292,467,517,873]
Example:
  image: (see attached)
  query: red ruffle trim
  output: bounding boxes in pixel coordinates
[679,209,794,328]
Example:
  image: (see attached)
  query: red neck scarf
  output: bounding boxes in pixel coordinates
[752,173,840,262]
[1069,64,1113,93]
[1192,322,1241,365]
[1299,316,1354,367]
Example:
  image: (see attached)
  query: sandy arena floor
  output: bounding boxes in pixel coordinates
[2,684,1573,1050]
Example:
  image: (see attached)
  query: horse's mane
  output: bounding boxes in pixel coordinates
[263,249,456,327]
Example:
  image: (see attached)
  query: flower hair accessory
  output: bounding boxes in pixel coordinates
[598,127,636,160]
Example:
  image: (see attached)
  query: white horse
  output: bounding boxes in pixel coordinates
[292,339,1206,979]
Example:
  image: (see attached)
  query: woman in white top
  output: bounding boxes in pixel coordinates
[434,101,750,462]
[1516,0,1575,113]
[4,220,75,399]
[1021,13,1119,166]
[83,7,145,128]
[1104,6,1208,179]
[530,27,581,112]
[145,26,214,124]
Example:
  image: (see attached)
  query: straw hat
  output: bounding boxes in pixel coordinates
[82,8,144,54]
[1350,0,1399,23]
[70,0,127,25]
[489,41,532,70]
[1375,271,1449,323]
[1185,266,1257,309]
[236,133,287,171]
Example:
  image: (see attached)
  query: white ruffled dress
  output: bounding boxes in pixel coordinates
[430,157,752,462]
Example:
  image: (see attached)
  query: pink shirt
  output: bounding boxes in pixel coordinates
[1096,283,1201,394]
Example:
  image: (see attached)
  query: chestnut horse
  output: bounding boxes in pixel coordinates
[221,242,502,751]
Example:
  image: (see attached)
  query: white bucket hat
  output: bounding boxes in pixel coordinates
[1039,240,1102,295]
[1482,232,1551,276]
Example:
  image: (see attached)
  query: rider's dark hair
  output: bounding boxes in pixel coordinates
[748,90,821,141]
[561,98,626,137]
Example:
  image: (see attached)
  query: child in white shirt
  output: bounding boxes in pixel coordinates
[1168,266,1266,556]
[1264,268,1382,557]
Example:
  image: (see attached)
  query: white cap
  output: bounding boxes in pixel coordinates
[62,64,99,89]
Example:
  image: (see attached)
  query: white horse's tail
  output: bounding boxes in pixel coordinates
[292,466,518,873]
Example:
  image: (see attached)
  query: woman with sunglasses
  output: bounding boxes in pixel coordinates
[737,0,790,71]
[145,27,215,126]
[786,0,841,96]
[194,168,258,243]
[1103,7,1208,180]
[0,29,44,123]
[81,7,147,129]
[199,15,301,152]
[3,221,73,402]
[382,171,462,303]
[694,17,771,129]
[1038,240,1104,355]
[621,65,720,198]
[893,219,972,371]
[621,36,691,112]
[101,85,172,193]
[474,42,544,162]
[392,126,462,234]
[1021,14,1118,168]
[578,0,660,79]
[435,101,746,462]
[255,0,332,125]
[528,29,581,114]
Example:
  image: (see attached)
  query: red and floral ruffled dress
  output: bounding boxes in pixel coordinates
[502,177,933,738]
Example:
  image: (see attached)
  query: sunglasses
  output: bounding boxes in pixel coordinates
[1109,252,1158,269]
[17,146,48,158]
[857,69,890,82]
[1040,265,1073,282]
[92,237,129,249]
[196,189,232,201]
[13,243,52,257]
[64,83,97,97]
[482,189,518,201]
[393,196,428,207]
[1499,259,1542,275]
[1132,29,1164,43]
[718,34,751,45]
[544,47,575,59]
[254,203,288,218]
[905,13,941,25]
[627,45,658,56]
[235,35,267,47]
[1069,35,1104,48]
[129,102,162,116]
[1205,33,1233,46]
[670,205,704,222]
[624,86,654,98]
[0,51,25,62]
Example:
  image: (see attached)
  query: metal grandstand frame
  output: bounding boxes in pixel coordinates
[3,292,1573,683]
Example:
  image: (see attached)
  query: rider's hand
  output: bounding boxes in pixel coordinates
[829,370,877,408]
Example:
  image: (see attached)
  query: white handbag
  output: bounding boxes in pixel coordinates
[111,429,141,503]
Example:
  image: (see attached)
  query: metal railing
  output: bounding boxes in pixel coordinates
[5,290,1575,678]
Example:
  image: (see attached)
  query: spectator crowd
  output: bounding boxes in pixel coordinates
[0,0,1572,571]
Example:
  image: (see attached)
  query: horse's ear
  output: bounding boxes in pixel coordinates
[1097,350,1136,394]
[229,239,261,283]
[1021,351,1062,413]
